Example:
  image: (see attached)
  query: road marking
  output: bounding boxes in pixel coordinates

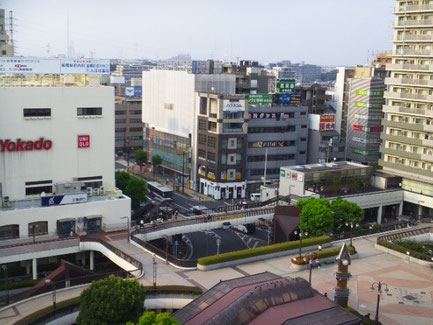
[224,202,231,206]
[252,241,259,249]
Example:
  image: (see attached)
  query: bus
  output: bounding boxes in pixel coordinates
[147,181,173,201]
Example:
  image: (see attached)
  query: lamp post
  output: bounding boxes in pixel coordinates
[30,224,39,244]
[308,245,322,285]
[293,229,308,258]
[370,281,389,322]
[345,221,359,247]
[152,253,157,289]
[216,238,221,255]
[177,151,186,193]
[120,216,130,243]
[45,279,56,309]
[1,265,8,305]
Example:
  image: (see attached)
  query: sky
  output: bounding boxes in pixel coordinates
[2,0,396,66]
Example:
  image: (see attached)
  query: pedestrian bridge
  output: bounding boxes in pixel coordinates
[132,206,275,242]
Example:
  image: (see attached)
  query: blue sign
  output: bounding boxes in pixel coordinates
[133,86,142,97]
[41,193,87,206]
[277,94,291,104]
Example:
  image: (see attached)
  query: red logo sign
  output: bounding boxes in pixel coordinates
[0,138,52,152]
[78,135,90,148]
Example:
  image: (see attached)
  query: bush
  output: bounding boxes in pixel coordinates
[393,239,431,255]
[198,236,331,266]
[0,279,38,291]
[377,240,432,261]
[291,246,356,265]
[143,285,202,295]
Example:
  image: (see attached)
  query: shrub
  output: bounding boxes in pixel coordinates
[291,246,357,265]
[142,285,202,295]
[198,236,331,266]
[0,279,38,291]
[377,240,432,261]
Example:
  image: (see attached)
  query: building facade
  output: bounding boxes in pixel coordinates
[196,93,247,199]
[247,104,309,193]
[380,0,433,217]
[0,9,14,56]
[0,85,130,240]
[346,72,386,164]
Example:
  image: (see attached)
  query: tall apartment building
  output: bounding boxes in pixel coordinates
[0,9,14,56]
[346,67,386,164]
[380,0,433,217]
[196,93,247,199]
[247,102,309,193]
[295,83,328,114]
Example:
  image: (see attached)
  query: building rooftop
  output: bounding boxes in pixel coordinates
[282,161,369,174]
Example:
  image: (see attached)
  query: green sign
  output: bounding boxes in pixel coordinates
[354,101,382,109]
[355,89,368,96]
[248,93,273,105]
[276,79,296,94]
[351,148,380,156]
[355,89,384,97]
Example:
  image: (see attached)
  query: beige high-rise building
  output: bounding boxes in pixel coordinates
[381,0,433,217]
[0,9,14,56]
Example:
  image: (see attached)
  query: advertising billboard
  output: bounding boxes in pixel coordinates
[223,99,245,113]
[0,58,60,74]
[319,114,336,130]
[60,59,110,74]
[133,86,142,97]
[77,135,90,148]
[276,94,291,104]
[247,112,292,120]
[248,93,273,105]
[41,193,88,207]
[276,78,296,94]
[125,87,134,97]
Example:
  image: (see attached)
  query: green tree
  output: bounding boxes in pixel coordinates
[115,171,131,192]
[330,197,363,232]
[152,155,162,176]
[76,275,144,325]
[124,177,147,210]
[126,311,180,325]
[297,197,334,237]
[134,149,148,170]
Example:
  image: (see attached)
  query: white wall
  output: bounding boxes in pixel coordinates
[0,87,115,200]
[334,67,346,135]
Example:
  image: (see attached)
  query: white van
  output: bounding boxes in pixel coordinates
[233,224,248,233]
[250,193,261,202]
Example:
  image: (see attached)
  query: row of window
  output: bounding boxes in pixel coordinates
[247,154,295,162]
[23,107,103,118]
[115,136,143,142]
[115,119,143,124]
[115,110,141,115]
[115,127,143,132]
[248,126,297,133]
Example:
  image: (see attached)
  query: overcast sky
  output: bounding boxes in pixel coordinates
[2,0,395,66]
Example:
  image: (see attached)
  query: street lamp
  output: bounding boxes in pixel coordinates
[120,216,130,243]
[293,229,308,258]
[152,253,157,289]
[370,281,389,322]
[1,265,9,305]
[30,224,39,244]
[266,228,271,245]
[216,238,221,255]
[345,221,359,247]
[177,151,186,193]
[45,279,56,309]
[308,258,321,286]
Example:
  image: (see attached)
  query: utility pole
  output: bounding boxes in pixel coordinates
[66,11,70,58]
[263,148,268,186]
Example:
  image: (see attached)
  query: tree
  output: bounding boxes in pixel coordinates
[134,149,148,171]
[126,311,180,325]
[124,177,147,210]
[297,197,334,237]
[152,155,162,176]
[76,275,144,325]
[330,197,363,232]
[115,171,131,192]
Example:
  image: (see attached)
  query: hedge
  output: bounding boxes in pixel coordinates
[377,240,432,261]
[143,285,202,295]
[291,245,357,265]
[197,236,331,266]
[0,279,38,291]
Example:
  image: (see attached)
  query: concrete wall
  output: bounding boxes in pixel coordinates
[0,87,116,200]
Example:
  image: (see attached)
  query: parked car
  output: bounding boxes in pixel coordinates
[222,221,231,229]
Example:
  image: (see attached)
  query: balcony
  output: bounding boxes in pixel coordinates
[395,34,433,42]
[393,48,433,57]
[386,63,432,72]
[222,128,244,133]
[383,105,433,117]
[395,4,433,14]
[379,159,433,181]
[381,133,423,146]
[382,118,433,132]
[380,146,422,160]
[384,90,433,102]
[421,152,433,163]
[385,77,433,88]
[396,19,433,27]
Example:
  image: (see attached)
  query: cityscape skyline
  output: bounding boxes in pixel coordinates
[3,0,395,65]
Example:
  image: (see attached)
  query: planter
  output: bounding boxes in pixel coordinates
[290,253,359,271]
[375,243,433,267]
[197,242,331,271]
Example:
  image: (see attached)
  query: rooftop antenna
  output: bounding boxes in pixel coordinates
[66,11,70,58]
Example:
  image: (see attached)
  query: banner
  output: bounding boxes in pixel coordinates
[41,193,88,207]
[223,99,245,113]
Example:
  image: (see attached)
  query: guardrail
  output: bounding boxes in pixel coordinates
[80,237,143,272]
[377,226,432,242]
[131,236,197,268]
[331,221,410,241]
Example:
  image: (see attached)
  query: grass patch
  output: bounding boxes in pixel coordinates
[198,236,331,266]
[377,240,432,261]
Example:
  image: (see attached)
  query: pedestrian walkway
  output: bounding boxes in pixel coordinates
[1,230,433,325]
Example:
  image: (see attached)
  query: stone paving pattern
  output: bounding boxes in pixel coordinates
[1,232,432,325]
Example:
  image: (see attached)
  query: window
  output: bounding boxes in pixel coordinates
[221,153,227,164]
[115,110,126,115]
[129,127,142,132]
[198,119,206,131]
[200,97,207,115]
[28,221,48,237]
[25,180,53,196]
[115,128,127,132]
[208,121,217,132]
[208,136,216,148]
[300,151,306,154]
[300,112,307,116]
[115,136,124,142]
[23,108,51,117]
[77,107,102,116]
[198,149,206,160]
[236,153,242,163]
[248,154,295,162]
[300,138,307,142]
[222,139,228,149]
[207,152,216,163]
[77,176,102,189]
[130,136,143,141]
[229,139,236,149]
[130,110,141,115]
[129,119,142,123]
[248,126,296,133]
[115,119,126,123]
[237,138,243,148]
[0,225,19,240]
[301,125,307,128]
[198,134,207,145]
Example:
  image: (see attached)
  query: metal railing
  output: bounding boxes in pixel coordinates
[80,237,143,272]
[377,226,432,242]
[131,236,197,268]
[331,221,410,242]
